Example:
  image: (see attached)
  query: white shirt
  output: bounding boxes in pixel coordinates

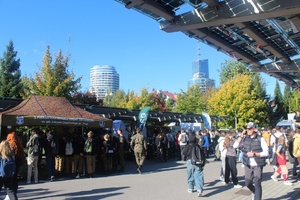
[178,133,188,145]
[270,131,288,153]
[218,137,226,157]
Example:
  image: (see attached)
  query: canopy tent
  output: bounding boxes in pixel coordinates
[0,96,112,128]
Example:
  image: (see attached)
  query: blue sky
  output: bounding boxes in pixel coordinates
[0,0,283,96]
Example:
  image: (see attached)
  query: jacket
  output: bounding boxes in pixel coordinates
[293,136,300,157]
[130,133,147,153]
[84,137,98,156]
[242,135,266,167]
[27,134,40,157]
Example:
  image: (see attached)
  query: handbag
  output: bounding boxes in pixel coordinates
[270,153,278,166]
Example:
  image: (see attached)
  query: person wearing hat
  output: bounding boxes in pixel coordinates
[234,122,269,200]
[182,133,205,197]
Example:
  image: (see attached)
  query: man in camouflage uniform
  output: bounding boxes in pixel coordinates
[130,128,147,174]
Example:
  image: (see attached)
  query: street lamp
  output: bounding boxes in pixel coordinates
[105,92,113,106]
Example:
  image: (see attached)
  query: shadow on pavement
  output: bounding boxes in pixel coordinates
[18,186,130,200]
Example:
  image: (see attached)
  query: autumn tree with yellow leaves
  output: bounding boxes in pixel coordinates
[208,74,269,128]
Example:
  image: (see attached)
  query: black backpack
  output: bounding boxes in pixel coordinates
[191,144,205,167]
[50,140,59,155]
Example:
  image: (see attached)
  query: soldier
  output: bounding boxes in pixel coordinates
[117,129,126,172]
[130,128,147,174]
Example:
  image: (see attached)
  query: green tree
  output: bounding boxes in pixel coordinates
[290,91,300,112]
[283,85,292,115]
[126,90,140,109]
[104,89,128,108]
[208,75,268,128]
[251,73,267,99]
[71,90,101,105]
[165,97,175,112]
[270,81,284,124]
[0,40,23,98]
[219,60,251,84]
[174,85,205,114]
[138,88,159,110]
[22,46,81,99]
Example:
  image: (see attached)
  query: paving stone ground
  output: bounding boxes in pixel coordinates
[7,156,299,200]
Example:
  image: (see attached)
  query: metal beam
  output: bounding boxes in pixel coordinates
[264,72,298,87]
[160,0,300,32]
[236,22,291,64]
[289,15,300,34]
[125,0,175,21]
[250,58,300,72]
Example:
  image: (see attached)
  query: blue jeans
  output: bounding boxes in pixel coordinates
[293,158,299,175]
[186,159,204,193]
[238,149,243,162]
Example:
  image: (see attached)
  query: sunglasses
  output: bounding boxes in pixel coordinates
[246,127,253,130]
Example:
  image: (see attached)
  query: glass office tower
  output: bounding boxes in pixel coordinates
[189,59,215,92]
[192,59,209,78]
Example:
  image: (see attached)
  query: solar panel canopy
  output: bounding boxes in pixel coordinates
[115,0,300,88]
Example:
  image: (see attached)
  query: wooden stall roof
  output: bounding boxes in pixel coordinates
[0,96,112,128]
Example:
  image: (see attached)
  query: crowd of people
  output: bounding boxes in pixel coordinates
[0,127,132,200]
[0,121,300,200]
[177,122,300,200]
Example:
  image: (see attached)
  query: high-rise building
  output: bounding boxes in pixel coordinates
[188,43,215,92]
[192,59,209,78]
[188,72,215,93]
[90,65,119,100]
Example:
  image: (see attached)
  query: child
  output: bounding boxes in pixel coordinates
[271,135,293,185]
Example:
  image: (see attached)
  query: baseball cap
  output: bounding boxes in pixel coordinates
[246,122,256,129]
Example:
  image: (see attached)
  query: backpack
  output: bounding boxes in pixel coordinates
[33,138,41,154]
[0,157,16,178]
[180,134,187,143]
[85,140,92,153]
[65,141,74,155]
[50,140,59,155]
[106,143,114,155]
[270,134,280,166]
[191,144,205,167]
[196,135,204,146]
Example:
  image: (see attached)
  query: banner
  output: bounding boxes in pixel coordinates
[202,112,212,130]
[137,106,150,130]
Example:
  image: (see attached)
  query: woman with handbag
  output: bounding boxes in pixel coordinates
[270,135,293,185]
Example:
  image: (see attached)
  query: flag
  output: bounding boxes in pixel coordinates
[137,106,150,129]
[202,112,212,130]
